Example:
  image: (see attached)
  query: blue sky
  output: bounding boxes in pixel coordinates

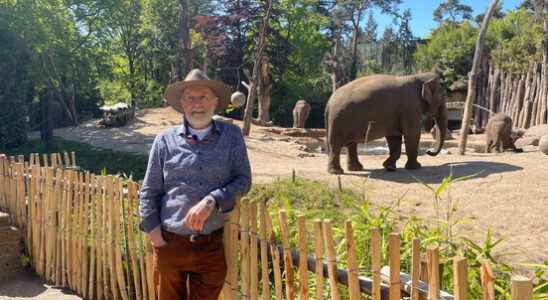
[372,0,523,38]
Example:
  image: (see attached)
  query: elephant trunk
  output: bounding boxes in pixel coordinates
[426,103,447,156]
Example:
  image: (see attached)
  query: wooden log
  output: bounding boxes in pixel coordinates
[271,244,283,300]
[314,220,324,300]
[371,228,382,300]
[389,233,401,300]
[127,181,142,300]
[279,210,295,300]
[81,172,90,299]
[323,220,340,300]
[240,201,250,299]
[511,276,533,300]
[298,216,309,300]
[411,239,421,300]
[114,178,129,300]
[427,246,440,300]
[223,200,240,300]
[88,175,97,300]
[259,201,270,300]
[250,202,258,300]
[345,221,360,300]
[453,257,468,300]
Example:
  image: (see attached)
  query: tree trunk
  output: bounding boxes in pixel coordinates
[242,0,273,136]
[179,0,192,77]
[540,0,548,124]
[459,0,500,155]
[257,57,272,123]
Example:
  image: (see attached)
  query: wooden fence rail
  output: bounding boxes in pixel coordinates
[0,152,536,300]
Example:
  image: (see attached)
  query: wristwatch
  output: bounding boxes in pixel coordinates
[205,195,219,210]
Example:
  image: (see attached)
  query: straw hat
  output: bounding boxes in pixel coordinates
[164,69,232,113]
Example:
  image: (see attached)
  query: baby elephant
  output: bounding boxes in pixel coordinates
[485,113,523,153]
[292,99,311,128]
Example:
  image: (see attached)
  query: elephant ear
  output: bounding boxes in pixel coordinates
[421,78,437,104]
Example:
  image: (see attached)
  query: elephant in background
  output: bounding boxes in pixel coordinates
[485,113,523,153]
[325,72,448,174]
[292,99,311,128]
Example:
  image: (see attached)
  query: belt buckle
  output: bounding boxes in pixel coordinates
[190,234,199,243]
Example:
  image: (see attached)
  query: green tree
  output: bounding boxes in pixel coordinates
[0,23,32,150]
[433,0,473,24]
[414,21,477,84]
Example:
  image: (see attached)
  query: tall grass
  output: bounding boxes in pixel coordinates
[245,176,548,299]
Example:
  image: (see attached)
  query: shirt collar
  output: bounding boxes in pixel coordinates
[178,119,222,138]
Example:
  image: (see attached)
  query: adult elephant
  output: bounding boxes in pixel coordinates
[325,72,448,174]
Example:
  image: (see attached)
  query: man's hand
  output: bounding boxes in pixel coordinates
[148,226,167,248]
[183,196,215,232]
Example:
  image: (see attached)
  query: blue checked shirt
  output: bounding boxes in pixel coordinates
[139,120,252,235]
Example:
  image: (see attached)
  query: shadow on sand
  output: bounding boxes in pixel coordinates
[343,161,523,184]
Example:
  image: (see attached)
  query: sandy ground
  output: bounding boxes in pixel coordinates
[7,107,547,298]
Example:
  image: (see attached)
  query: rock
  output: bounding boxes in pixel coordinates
[525,124,548,138]
[515,136,539,148]
[212,115,233,124]
[540,135,548,155]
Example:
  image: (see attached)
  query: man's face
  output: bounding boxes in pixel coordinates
[180,86,218,129]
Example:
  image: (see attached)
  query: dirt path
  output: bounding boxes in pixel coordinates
[0,270,81,300]
[42,108,547,266]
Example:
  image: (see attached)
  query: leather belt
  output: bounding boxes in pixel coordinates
[162,228,223,243]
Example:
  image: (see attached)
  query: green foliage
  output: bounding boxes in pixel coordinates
[414,21,477,85]
[6,138,148,180]
[245,175,547,298]
[98,80,131,106]
[0,22,31,150]
[486,9,543,73]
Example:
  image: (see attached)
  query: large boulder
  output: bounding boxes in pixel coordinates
[540,135,548,155]
[515,124,548,147]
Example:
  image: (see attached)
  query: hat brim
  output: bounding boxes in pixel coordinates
[164,80,232,114]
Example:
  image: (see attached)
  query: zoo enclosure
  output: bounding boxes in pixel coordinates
[0,152,538,300]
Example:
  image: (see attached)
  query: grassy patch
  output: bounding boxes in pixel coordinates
[5,138,148,180]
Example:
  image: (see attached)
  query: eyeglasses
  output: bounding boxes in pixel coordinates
[183,95,212,102]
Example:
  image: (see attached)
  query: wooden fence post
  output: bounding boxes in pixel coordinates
[411,239,420,300]
[427,246,440,300]
[345,221,360,300]
[389,233,400,300]
[511,276,532,300]
[259,201,270,300]
[371,228,381,300]
[279,210,295,300]
[314,220,324,300]
[453,257,468,300]
[298,215,309,300]
[323,220,340,300]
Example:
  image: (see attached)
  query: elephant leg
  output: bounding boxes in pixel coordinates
[495,138,503,153]
[347,142,363,171]
[403,131,422,170]
[486,139,493,153]
[383,136,402,171]
[327,144,344,174]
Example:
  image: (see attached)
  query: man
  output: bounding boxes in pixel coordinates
[139,69,252,300]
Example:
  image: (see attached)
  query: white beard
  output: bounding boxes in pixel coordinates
[185,109,215,129]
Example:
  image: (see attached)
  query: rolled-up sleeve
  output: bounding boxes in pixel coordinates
[139,135,165,233]
[210,127,251,213]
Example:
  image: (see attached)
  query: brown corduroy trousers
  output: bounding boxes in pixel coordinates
[153,230,227,300]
